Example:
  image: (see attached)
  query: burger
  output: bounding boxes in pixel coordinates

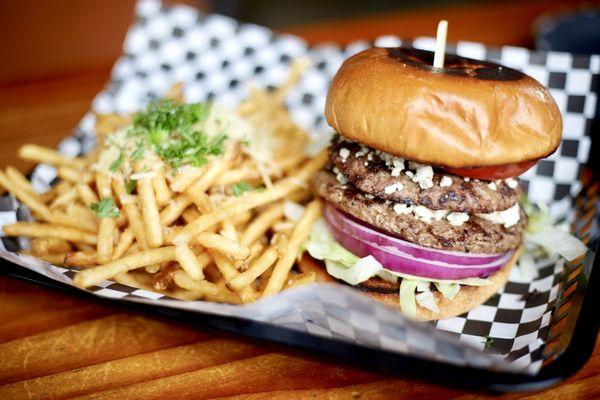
[302,47,562,321]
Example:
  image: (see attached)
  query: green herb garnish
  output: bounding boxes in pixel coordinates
[125,179,136,194]
[90,198,120,218]
[130,141,145,160]
[128,99,225,169]
[232,181,254,197]
[109,152,124,172]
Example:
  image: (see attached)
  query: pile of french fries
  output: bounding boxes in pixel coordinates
[0,66,328,303]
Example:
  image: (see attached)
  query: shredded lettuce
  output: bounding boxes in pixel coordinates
[517,248,537,279]
[416,281,431,292]
[435,282,460,299]
[416,290,440,313]
[384,270,492,286]
[324,257,382,286]
[304,219,360,267]
[522,197,587,262]
[399,279,418,318]
[377,268,400,284]
[526,230,588,262]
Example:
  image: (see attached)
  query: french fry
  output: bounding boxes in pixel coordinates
[5,167,36,196]
[152,172,172,207]
[181,207,201,224]
[208,249,257,303]
[240,203,283,247]
[285,271,316,289]
[161,225,182,245]
[232,210,252,228]
[18,144,85,169]
[74,247,176,288]
[159,194,192,226]
[113,228,135,260]
[153,263,177,290]
[245,241,266,266]
[215,165,257,186]
[67,203,98,229]
[263,199,321,297]
[76,183,99,206]
[49,212,97,233]
[174,150,326,244]
[49,187,77,209]
[4,222,97,244]
[144,264,160,273]
[172,270,241,303]
[30,238,71,255]
[195,232,249,260]
[93,172,116,264]
[228,246,278,291]
[0,170,51,220]
[97,218,115,264]
[221,220,238,242]
[95,172,113,199]
[272,220,295,233]
[124,201,149,248]
[185,186,212,213]
[64,251,98,268]
[170,166,207,193]
[175,244,205,281]
[216,153,305,186]
[297,254,336,283]
[113,177,148,249]
[136,173,163,248]
[57,166,93,183]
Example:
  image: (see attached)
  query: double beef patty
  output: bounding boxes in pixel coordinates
[312,170,526,254]
[329,136,519,214]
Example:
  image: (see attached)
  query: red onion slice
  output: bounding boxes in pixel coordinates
[323,203,513,280]
[325,204,507,265]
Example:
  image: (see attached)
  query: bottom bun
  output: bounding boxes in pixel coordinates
[299,248,521,321]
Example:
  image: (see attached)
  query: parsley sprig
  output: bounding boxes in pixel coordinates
[90,198,120,218]
[128,100,226,169]
[231,181,254,197]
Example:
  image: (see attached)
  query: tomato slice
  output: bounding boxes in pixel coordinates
[443,161,537,180]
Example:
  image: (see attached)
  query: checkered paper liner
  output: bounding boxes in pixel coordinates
[0,0,598,375]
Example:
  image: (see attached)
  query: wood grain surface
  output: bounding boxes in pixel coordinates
[0,1,598,398]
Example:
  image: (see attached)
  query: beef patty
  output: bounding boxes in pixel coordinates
[312,170,526,254]
[329,136,519,214]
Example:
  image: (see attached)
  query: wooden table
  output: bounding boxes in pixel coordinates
[1,0,598,398]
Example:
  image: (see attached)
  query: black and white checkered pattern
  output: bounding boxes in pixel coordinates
[1,0,598,375]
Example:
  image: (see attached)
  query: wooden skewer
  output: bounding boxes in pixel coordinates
[433,20,448,69]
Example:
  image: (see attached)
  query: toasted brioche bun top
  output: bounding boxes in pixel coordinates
[325,48,562,168]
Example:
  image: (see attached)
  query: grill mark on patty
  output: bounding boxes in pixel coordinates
[313,170,526,254]
[330,135,520,213]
